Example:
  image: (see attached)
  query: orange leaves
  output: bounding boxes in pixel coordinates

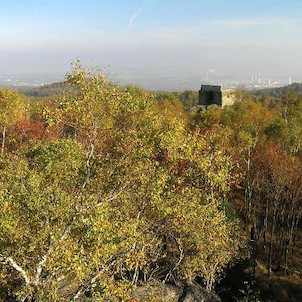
[14,118,47,141]
[9,117,58,150]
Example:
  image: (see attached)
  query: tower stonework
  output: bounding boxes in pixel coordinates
[221,89,236,107]
[198,85,236,108]
[198,85,222,106]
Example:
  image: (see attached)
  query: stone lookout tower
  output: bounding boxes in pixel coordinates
[199,85,222,106]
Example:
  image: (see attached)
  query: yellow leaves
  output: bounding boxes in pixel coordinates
[0,62,246,298]
[0,88,28,128]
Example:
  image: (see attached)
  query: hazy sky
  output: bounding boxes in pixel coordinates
[1,0,302,89]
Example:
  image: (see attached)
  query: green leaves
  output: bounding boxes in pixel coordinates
[0,64,245,300]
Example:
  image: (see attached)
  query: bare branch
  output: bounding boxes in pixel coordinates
[0,254,31,286]
[164,236,184,283]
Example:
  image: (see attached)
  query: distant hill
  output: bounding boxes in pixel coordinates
[252,83,302,98]
[16,82,70,98]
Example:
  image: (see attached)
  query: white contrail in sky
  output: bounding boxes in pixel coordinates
[127,8,141,29]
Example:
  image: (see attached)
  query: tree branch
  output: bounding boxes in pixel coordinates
[0,254,31,286]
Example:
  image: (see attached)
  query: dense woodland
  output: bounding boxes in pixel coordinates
[0,63,301,301]
[252,82,302,99]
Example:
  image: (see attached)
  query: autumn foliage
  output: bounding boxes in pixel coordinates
[0,63,301,301]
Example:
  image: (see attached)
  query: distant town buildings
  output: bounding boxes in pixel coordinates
[200,71,296,91]
[0,71,298,92]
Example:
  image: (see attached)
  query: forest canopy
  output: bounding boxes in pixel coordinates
[0,63,301,302]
